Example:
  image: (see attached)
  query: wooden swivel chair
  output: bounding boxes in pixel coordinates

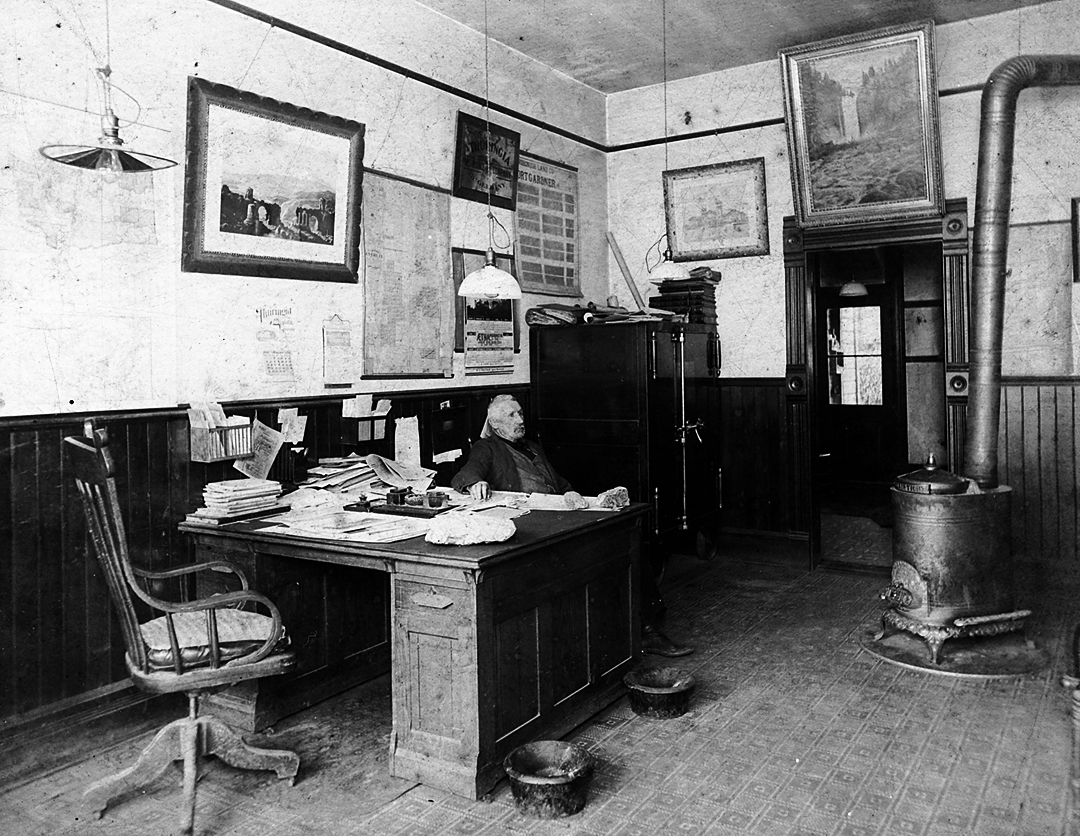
[64,422,299,835]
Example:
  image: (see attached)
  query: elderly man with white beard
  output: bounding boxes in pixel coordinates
[452,394,692,657]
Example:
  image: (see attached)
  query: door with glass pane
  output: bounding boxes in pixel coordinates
[816,276,902,570]
[818,284,901,485]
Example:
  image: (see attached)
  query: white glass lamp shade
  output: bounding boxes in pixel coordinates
[649,253,691,282]
[458,249,522,299]
[839,281,869,298]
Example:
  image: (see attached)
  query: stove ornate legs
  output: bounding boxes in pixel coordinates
[876,607,1032,666]
[926,634,946,667]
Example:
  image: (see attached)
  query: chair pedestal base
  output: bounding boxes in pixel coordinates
[84,709,299,834]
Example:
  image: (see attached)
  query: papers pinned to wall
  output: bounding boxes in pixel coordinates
[322,315,354,386]
[394,416,421,468]
[277,407,308,444]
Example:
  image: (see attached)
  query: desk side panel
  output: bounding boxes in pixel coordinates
[390,566,482,797]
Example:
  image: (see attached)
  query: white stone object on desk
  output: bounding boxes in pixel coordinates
[425,511,516,545]
[598,486,630,509]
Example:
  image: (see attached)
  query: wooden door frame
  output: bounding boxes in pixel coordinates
[783,200,970,570]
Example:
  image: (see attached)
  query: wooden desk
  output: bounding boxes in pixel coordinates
[180,504,646,799]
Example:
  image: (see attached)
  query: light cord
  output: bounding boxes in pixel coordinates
[484,0,495,247]
[662,0,669,173]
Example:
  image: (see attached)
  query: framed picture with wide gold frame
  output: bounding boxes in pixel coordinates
[779,21,944,229]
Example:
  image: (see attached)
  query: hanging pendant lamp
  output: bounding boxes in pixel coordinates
[458,0,522,300]
[650,251,692,282]
[38,2,176,174]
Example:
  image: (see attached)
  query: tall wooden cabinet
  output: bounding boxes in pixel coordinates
[530,321,722,558]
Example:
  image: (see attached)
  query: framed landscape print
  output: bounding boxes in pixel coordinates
[664,158,770,260]
[779,21,944,229]
[452,112,520,211]
[181,77,365,282]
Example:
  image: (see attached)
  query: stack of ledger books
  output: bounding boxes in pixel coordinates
[647,267,720,326]
[184,479,286,526]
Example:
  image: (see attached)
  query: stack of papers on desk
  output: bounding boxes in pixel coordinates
[522,494,618,512]
[449,490,620,515]
[297,453,435,499]
[185,479,286,525]
[268,509,428,543]
[301,456,379,493]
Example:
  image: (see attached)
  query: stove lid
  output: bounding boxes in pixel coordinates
[894,455,969,494]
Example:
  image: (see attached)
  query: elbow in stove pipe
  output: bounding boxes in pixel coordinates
[965,55,1080,489]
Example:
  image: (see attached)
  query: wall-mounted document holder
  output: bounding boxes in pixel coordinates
[340,414,393,449]
[189,424,254,462]
[340,396,393,448]
[187,404,254,463]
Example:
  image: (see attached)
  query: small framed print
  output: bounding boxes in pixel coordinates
[452,112,520,211]
[664,158,770,260]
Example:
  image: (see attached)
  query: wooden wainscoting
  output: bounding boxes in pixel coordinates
[999,378,1080,571]
[717,378,794,537]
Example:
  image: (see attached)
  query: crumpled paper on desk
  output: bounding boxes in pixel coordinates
[366,454,435,493]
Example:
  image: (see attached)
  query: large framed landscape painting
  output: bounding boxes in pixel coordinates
[182,77,365,282]
[779,21,944,229]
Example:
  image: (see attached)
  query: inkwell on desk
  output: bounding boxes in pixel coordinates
[369,486,451,518]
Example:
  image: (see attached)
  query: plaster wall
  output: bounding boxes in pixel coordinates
[606,0,1080,378]
[0,0,606,416]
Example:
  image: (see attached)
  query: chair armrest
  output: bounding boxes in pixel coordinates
[151,589,287,670]
[148,588,271,615]
[132,560,250,609]
[133,560,250,589]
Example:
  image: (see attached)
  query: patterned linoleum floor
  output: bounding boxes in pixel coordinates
[1,540,1076,836]
[820,513,893,570]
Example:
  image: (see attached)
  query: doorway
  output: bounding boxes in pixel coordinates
[815,249,902,570]
[811,243,947,570]
[782,202,968,574]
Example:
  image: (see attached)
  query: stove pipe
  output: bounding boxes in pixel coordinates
[965,55,1080,489]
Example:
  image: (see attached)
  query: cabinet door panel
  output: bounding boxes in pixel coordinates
[542,441,644,500]
[494,610,540,738]
[533,327,645,420]
[588,564,633,677]
[548,588,590,706]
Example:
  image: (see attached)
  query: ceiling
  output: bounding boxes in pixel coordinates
[414,0,1053,93]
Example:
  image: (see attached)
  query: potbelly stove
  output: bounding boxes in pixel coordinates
[876,457,1029,665]
[874,54,1080,667]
